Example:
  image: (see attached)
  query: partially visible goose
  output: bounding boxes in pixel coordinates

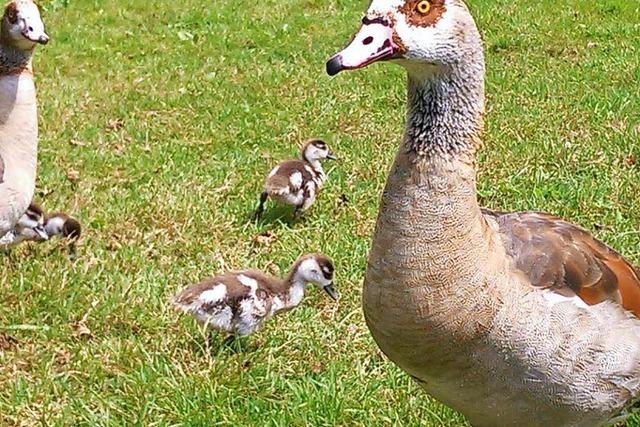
[172,253,338,338]
[0,0,48,237]
[253,139,336,220]
[327,0,640,425]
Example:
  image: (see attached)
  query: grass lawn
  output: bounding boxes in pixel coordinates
[1,0,639,425]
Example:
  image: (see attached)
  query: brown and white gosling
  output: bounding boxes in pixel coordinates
[0,203,81,250]
[172,253,338,337]
[0,202,46,247]
[253,139,336,220]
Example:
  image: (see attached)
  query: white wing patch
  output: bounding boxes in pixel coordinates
[290,171,303,189]
[238,274,259,292]
[199,284,227,303]
[542,290,589,309]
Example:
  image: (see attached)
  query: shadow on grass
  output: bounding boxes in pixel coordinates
[186,331,259,358]
[246,203,305,228]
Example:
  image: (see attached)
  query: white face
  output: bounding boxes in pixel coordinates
[303,141,335,163]
[4,1,49,49]
[16,207,47,239]
[327,0,475,75]
[16,209,42,229]
[297,258,333,288]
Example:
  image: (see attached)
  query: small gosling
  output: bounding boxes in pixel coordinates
[0,203,47,247]
[0,204,81,255]
[43,211,82,241]
[172,253,338,337]
[44,211,82,258]
[254,139,336,220]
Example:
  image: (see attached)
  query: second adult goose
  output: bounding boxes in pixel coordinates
[0,0,48,237]
[327,0,640,425]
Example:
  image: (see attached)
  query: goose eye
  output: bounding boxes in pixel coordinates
[415,0,431,14]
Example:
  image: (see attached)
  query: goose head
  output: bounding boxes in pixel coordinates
[293,253,339,301]
[326,0,480,77]
[302,139,337,163]
[1,0,49,49]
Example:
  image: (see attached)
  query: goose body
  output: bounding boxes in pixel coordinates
[254,139,335,219]
[0,1,48,237]
[172,253,337,337]
[328,0,640,425]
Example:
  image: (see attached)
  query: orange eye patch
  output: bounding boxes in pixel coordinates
[398,0,446,28]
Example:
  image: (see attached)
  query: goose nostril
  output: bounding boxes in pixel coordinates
[28,26,33,32]
[363,36,374,45]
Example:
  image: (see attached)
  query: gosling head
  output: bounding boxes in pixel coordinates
[301,139,337,164]
[293,253,338,301]
[326,0,480,76]
[1,0,49,50]
[15,202,47,240]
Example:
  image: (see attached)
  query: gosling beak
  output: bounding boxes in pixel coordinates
[326,151,337,160]
[326,16,402,76]
[34,225,48,240]
[323,283,339,301]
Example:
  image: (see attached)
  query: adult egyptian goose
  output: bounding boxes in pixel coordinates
[253,139,336,220]
[0,0,48,238]
[327,0,640,425]
[172,253,338,338]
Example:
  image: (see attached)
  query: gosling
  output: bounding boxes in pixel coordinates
[0,204,81,255]
[0,203,47,247]
[172,253,338,337]
[254,139,336,220]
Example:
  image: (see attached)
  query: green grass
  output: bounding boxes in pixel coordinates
[1,0,639,425]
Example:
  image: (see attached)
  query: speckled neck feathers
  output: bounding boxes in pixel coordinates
[403,37,485,161]
[0,44,32,75]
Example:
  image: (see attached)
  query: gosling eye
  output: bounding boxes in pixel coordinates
[415,0,431,14]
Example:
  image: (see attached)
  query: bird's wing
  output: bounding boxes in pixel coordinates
[484,209,640,317]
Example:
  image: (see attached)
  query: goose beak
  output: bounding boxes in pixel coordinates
[36,34,49,45]
[326,17,402,76]
[326,151,337,160]
[323,283,339,301]
[34,225,48,240]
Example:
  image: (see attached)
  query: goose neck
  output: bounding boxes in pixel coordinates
[282,271,307,309]
[403,53,485,161]
[0,44,33,75]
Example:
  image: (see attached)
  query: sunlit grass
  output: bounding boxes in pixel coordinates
[1,0,639,425]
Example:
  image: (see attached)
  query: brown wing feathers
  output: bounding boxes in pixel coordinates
[486,209,640,317]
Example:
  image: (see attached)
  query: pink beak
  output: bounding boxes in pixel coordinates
[326,17,401,76]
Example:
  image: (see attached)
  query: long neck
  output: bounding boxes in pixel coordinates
[302,152,323,171]
[271,269,307,313]
[404,57,484,159]
[0,44,33,76]
[368,38,491,292]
